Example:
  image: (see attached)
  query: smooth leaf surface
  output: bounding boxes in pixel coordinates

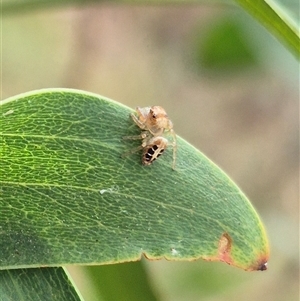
[0,267,82,301]
[234,0,299,58]
[84,262,159,301]
[0,89,269,271]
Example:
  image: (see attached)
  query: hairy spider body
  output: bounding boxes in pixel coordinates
[123,106,177,169]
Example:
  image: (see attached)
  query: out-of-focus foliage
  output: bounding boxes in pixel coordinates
[193,18,259,72]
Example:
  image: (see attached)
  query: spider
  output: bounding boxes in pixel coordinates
[123,106,177,169]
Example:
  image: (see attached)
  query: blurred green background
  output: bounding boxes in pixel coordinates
[2,1,299,301]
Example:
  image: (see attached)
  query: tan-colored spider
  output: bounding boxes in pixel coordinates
[123,106,177,169]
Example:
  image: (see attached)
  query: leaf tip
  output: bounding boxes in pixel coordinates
[246,254,269,271]
[202,232,269,271]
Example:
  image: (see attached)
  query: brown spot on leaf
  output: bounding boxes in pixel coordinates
[218,232,232,262]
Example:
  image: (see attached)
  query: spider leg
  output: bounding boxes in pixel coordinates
[121,145,144,158]
[130,112,147,130]
[123,131,149,140]
[123,135,144,140]
[169,129,177,170]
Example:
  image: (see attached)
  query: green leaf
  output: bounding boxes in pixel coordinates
[84,262,159,301]
[0,267,83,301]
[0,88,269,271]
[234,0,300,59]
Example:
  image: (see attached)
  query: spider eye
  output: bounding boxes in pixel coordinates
[151,111,157,119]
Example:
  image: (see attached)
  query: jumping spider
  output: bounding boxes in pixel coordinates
[123,106,177,169]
